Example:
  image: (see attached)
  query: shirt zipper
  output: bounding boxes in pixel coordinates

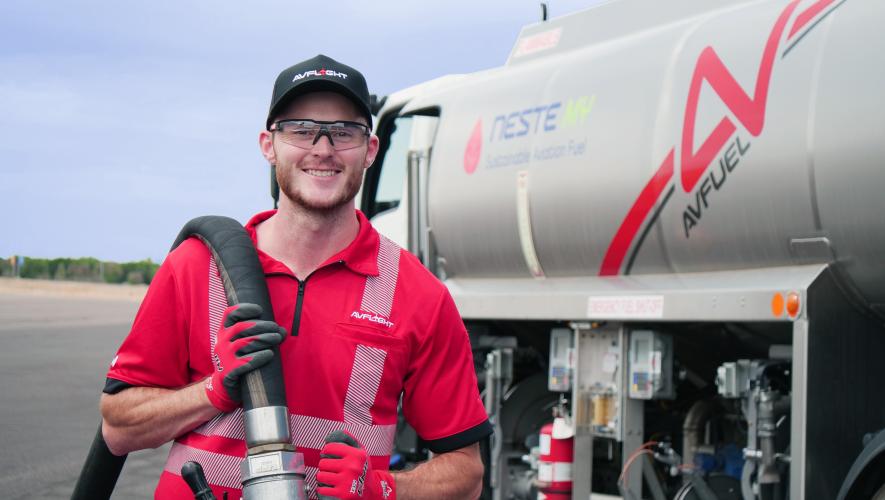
[287,259,345,337]
[291,278,306,336]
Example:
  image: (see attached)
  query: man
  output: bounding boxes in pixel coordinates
[101,54,492,499]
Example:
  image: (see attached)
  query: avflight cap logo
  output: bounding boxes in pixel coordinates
[292,67,349,82]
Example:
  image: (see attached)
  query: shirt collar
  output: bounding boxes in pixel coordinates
[244,209,380,277]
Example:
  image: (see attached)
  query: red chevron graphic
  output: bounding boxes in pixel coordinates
[599,150,674,275]
[599,0,838,276]
[680,1,798,192]
[790,0,837,38]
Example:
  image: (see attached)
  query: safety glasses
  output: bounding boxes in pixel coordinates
[272,119,370,151]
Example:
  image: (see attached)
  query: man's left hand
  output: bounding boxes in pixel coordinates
[316,430,395,500]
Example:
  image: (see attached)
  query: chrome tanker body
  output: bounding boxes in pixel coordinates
[361,1,885,499]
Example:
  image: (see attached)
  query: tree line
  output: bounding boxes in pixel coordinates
[1,256,159,285]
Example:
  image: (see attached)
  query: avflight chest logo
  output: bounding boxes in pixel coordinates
[350,310,394,329]
[599,0,846,276]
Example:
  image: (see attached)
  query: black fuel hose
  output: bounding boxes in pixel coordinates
[171,215,285,410]
[70,425,124,499]
[72,215,282,499]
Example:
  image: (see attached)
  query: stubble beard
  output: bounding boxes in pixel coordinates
[276,158,365,215]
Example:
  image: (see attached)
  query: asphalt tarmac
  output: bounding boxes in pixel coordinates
[0,284,168,499]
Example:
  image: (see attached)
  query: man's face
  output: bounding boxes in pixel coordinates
[259,91,378,214]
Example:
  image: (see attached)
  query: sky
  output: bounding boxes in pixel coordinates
[0,0,604,263]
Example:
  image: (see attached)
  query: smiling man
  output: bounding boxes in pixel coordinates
[100,55,491,499]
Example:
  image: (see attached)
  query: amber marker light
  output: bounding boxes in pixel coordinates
[786,291,801,318]
[771,293,785,317]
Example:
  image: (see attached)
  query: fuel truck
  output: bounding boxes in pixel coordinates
[357,0,885,499]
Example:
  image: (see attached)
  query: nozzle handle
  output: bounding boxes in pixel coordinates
[181,461,217,500]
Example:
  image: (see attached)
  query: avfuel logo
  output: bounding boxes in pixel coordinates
[598,0,844,276]
[682,135,751,237]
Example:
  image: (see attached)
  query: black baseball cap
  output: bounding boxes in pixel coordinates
[266,54,372,130]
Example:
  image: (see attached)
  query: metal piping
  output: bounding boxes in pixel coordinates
[682,400,716,472]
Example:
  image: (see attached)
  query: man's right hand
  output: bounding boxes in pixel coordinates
[205,303,286,412]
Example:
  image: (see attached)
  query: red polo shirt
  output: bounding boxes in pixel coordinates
[106,210,491,499]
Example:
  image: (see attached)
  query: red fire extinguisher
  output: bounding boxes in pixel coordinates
[537,414,574,500]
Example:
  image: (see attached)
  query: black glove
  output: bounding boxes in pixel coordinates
[204,303,285,412]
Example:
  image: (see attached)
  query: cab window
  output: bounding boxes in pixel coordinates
[364,115,412,218]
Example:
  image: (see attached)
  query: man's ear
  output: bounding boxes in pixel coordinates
[259,130,276,164]
[364,134,380,169]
